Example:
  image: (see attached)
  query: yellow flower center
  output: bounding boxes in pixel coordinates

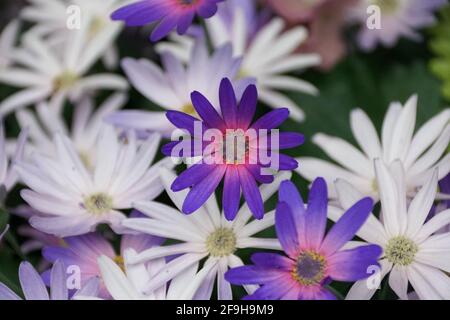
[292,251,327,286]
[385,236,418,266]
[206,228,237,257]
[53,71,78,91]
[84,193,113,215]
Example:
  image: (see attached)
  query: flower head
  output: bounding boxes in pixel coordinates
[332,161,450,300]
[42,222,162,298]
[350,0,446,51]
[0,29,127,116]
[111,0,224,42]
[160,1,321,121]
[15,125,173,237]
[163,78,304,219]
[107,41,247,136]
[0,260,99,300]
[121,168,290,299]
[225,178,381,300]
[297,95,450,200]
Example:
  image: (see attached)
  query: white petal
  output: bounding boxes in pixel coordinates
[350,109,381,159]
[389,265,409,300]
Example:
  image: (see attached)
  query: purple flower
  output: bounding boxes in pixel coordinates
[111,0,225,42]
[163,78,304,220]
[0,260,99,300]
[42,226,163,298]
[225,178,382,300]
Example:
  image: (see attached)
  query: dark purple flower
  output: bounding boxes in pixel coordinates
[163,78,304,220]
[225,178,382,300]
[111,0,225,41]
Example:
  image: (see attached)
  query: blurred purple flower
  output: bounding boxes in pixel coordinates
[111,0,225,41]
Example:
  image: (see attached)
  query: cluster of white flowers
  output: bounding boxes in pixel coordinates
[0,0,449,301]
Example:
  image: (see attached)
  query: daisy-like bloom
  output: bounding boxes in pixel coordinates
[83,250,210,300]
[106,41,246,136]
[0,20,19,70]
[225,178,382,300]
[297,95,450,199]
[161,0,321,121]
[15,125,173,237]
[350,0,446,51]
[0,260,99,300]
[0,27,128,116]
[22,0,127,69]
[331,161,450,300]
[122,168,291,299]
[42,224,162,298]
[11,93,127,167]
[111,0,224,42]
[162,78,304,219]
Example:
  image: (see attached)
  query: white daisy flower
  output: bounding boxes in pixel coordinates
[10,93,127,168]
[0,26,128,116]
[0,20,20,70]
[297,95,450,199]
[21,0,128,69]
[158,1,321,121]
[121,168,290,300]
[330,160,450,300]
[106,40,247,136]
[0,122,27,193]
[82,250,212,300]
[14,125,173,237]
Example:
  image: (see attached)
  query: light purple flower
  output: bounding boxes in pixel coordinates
[42,214,163,298]
[0,260,99,300]
[351,0,446,50]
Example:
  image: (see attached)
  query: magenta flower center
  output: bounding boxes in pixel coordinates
[292,251,326,286]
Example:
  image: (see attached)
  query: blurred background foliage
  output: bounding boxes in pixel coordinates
[0,0,448,299]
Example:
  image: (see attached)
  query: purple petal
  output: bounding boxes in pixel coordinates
[247,165,274,184]
[224,266,286,285]
[249,277,296,300]
[176,10,195,34]
[305,177,328,250]
[251,108,289,130]
[219,78,238,128]
[275,201,299,258]
[250,253,293,271]
[50,260,68,300]
[197,1,219,18]
[0,283,21,300]
[166,110,203,136]
[279,180,307,245]
[191,91,226,130]
[151,13,179,42]
[237,84,257,129]
[19,261,49,300]
[239,167,264,219]
[328,245,382,282]
[182,165,226,214]
[277,132,305,149]
[277,153,299,170]
[321,197,374,255]
[172,163,217,192]
[111,1,167,26]
[223,166,241,221]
